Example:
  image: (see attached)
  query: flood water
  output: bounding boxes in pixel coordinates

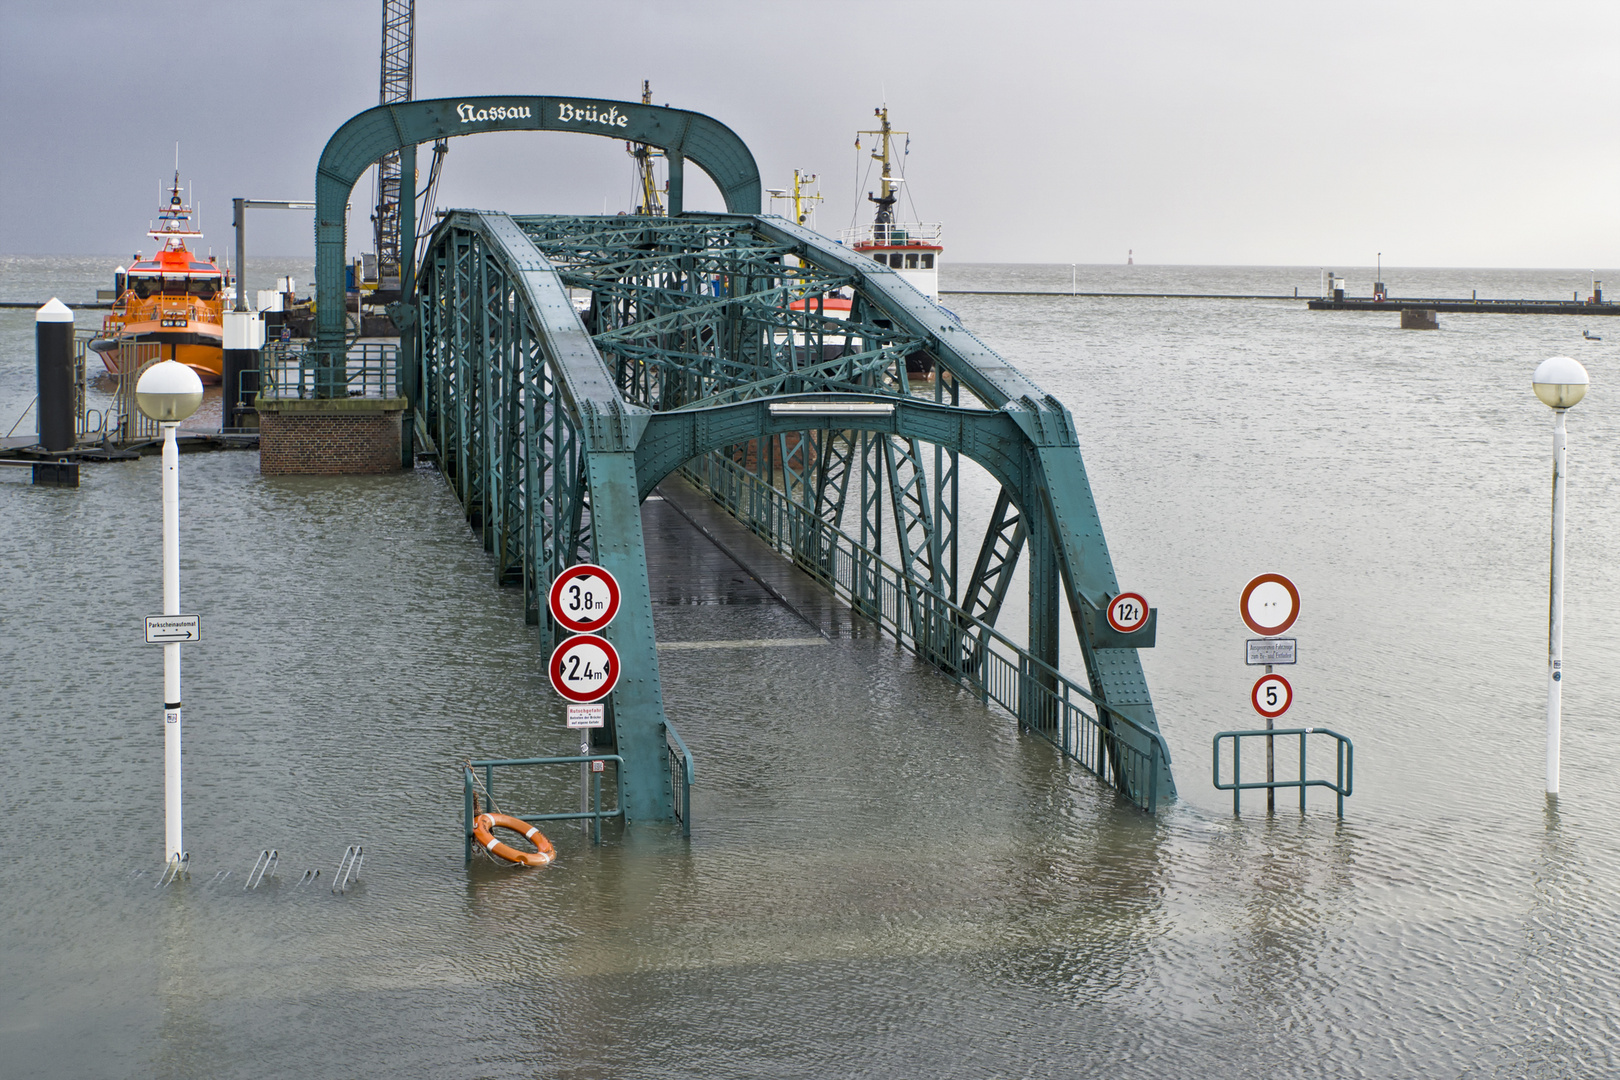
[3,256,1620,1078]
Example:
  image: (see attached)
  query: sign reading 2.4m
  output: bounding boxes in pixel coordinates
[549,634,621,703]
[549,563,621,634]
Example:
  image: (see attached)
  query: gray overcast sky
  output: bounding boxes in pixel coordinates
[3,0,1618,266]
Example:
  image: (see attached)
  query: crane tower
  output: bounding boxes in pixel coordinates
[373,0,414,299]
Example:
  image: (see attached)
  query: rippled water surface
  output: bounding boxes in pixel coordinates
[3,257,1620,1078]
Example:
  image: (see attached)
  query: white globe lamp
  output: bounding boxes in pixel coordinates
[1532,355,1589,411]
[135,360,204,423]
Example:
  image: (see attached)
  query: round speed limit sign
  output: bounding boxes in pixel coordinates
[548,634,621,703]
[549,564,621,634]
[1106,592,1150,634]
[1251,673,1293,719]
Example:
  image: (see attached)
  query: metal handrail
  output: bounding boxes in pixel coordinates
[1213,727,1353,818]
[663,721,694,837]
[463,754,625,855]
[258,342,401,401]
[840,222,943,245]
[680,451,1170,811]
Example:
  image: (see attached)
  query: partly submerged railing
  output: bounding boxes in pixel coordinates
[1213,727,1353,818]
[664,721,694,838]
[463,754,624,854]
[679,451,1169,812]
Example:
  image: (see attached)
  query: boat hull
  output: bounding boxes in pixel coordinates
[97,334,224,384]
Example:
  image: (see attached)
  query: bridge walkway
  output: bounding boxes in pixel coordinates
[642,475,1092,833]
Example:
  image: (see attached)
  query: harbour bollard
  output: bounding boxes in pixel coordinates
[35,298,75,452]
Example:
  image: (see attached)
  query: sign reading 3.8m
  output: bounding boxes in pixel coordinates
[548,563,621,634]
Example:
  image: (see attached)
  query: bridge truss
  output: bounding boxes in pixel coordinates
[414,209,1176,824]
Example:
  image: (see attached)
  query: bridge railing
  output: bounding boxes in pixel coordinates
[681,450,1169,812]
[463,754,625,855]
[663,721,694,838]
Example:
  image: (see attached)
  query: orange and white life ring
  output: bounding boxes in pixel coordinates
[473,812,555,867]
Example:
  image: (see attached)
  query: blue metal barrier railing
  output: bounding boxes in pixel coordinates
[663,721,694,837]
[463,754,624,856]
[1213,727,1353,818]
[680,452,1170,812]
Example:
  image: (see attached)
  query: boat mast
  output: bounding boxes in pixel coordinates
[629,80,665,216]
[857,106,906,231]
[790,170,821,226]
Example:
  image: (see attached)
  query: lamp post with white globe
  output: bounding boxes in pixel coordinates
[135,359,204,865]
[1532,355,1589,796]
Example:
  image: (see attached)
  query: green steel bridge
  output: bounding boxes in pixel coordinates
[297,95,1175,826]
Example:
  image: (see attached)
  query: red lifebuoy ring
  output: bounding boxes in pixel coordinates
[473,812,555,867]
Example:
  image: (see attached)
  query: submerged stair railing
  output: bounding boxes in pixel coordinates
[332,845,364,894]
[245,849,279,890]
[155,852,190,888]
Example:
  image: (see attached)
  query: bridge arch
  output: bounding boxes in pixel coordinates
[313,96,760,350]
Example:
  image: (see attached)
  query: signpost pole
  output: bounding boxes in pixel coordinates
[1530,357,1588,796]
[162,420,183,864]
[134,360,203,869]
[1546,408,1568,795]
[547,569,624,833]
[1265,663,1274,814]
[1242,573,1300,817]
[581,729,590,836]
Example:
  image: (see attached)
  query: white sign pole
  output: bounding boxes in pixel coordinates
[581,727,591,835]
[1241,573,1300,817]
[1265,661,1274,813]
[1547,408,1568,795]
[162,421,183,865]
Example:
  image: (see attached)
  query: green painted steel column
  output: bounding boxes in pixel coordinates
[586,451,670,822]
[1033,443,1178,802]
[1026,482,1062,733]
[667,153,684,217]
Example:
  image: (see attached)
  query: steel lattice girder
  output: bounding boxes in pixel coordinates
[516,213,1169,774]
[417,208,1176,813]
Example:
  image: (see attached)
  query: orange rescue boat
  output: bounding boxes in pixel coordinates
[90,170,227,384]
